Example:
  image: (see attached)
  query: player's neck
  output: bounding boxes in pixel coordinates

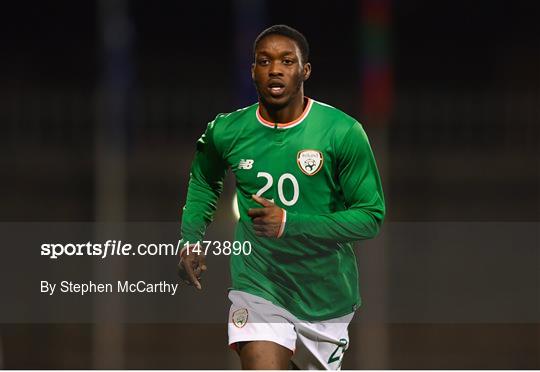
[259,93,306,124]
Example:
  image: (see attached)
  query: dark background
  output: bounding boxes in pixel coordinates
[0,0,538,369]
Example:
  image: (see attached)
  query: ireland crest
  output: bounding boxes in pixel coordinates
[232,308,248,328]
[297,150,323,176]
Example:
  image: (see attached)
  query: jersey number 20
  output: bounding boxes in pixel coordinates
[256,171,299,206]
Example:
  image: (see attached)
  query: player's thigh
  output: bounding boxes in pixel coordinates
[238,340,292,370]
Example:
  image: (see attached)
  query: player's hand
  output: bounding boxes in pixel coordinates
[177,245,207,290]
[248,194,285,238]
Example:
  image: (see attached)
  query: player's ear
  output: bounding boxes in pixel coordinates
[303,62,311,81]
[251,63,255,80]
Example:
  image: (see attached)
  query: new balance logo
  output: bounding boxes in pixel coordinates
[238,159,254,170]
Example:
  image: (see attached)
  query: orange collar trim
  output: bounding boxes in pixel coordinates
[256,98,313,129]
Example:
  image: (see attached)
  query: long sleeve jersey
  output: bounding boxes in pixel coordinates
[180,98,385,320]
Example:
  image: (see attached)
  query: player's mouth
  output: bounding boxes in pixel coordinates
[267,81,286,97]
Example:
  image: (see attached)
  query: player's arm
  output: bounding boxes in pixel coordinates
[178,119,227,289]
[283,122,385,242]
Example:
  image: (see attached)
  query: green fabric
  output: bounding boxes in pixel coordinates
[180,99,385,320]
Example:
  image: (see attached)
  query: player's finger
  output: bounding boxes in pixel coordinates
[252,194,274,207]
[199,255,207,271]
[184,261,202,290]
[247,208,267,218]
[194,269,203,283]
[252,216,266,225]
[253,224,266,232]
[177,259,190,280]
[254,229,273,237]
[254,225,276,237]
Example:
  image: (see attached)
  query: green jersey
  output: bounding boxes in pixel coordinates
[180,98,385,321]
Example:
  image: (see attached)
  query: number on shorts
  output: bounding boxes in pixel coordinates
[328,338,348,367]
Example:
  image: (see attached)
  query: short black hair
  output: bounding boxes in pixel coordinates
[253,24,310,64]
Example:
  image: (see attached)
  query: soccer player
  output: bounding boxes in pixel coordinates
[178,25,385,370]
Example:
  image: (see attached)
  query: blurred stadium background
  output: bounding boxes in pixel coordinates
[1,0,538,369]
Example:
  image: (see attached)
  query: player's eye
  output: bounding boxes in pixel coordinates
[258,59,270,66]
[283,59,294,65]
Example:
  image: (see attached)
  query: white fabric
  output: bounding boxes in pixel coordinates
[228,290,354,370]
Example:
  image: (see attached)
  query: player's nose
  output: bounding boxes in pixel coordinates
[268,61,283,76]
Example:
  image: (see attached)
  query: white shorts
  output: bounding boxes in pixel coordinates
[228,290,354,370]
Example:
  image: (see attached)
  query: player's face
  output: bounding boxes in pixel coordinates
[252,34,311,109]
